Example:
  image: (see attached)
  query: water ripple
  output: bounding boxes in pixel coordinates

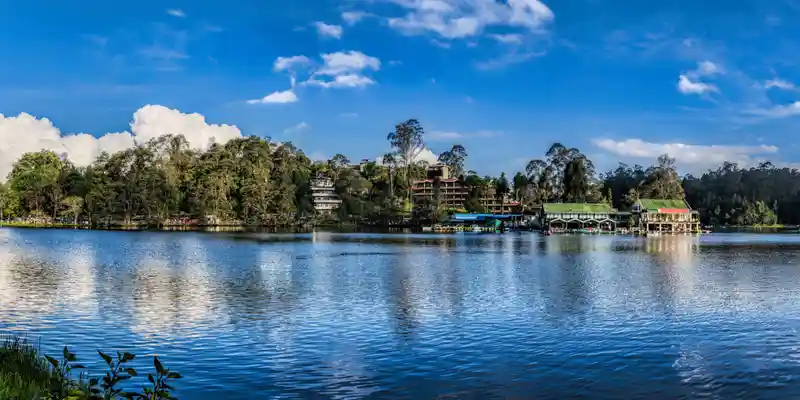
[2,230,800,398]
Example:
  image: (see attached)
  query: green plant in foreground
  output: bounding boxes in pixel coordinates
[0,338,182,400]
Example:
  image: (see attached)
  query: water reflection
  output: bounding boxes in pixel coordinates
[3,229,800,398]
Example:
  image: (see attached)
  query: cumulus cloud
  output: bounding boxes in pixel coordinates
[677,74,717,95]
[676,61,722,95]
[277,51,381,89]
[246,89,298,104]
[375,147,439,165]
[592,138,778,171]
[317,51,381,76]
[314,22,343,39]
[305,74,376,89]
[383,0,554,39]
[273,56,312,72]
[0,105,242,181]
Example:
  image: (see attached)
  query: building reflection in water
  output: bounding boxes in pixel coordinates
[6,229,800,398]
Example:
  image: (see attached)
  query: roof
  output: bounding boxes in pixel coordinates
[636,199,691,212]
[542,203,616,213]
[452,213,523,221]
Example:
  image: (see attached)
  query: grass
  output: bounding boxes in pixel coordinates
[0,337,51,399]
[0,336,182,400]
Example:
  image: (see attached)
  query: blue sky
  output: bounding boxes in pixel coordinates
[2,0,800,177]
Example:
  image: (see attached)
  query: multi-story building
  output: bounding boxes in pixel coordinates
[412,164,467,210]
[310,173,342,213]
[411,164,522,213]
[632,199,700,233]
[480,193,522,214]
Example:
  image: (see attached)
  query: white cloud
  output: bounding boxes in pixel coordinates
[285,51,381,89]
[415,147,439,164]
[273,55,312,72]
[314,22,343,39]
[283,122,310,135]
[745,101,800,118]
[246,89,298,104]
[592,138,778,170]
[676,61,722,95]
[342,11,369,25]
[488,33,523,44]
[166,9,186,18]
[317,51,381,76]
[764,78,796,90]
[0,105,242,181]
[305,74,376,89]
[677,74,717,95]
[270,51,381,91]
[428,130,498,141]
[696,60,721,76]
[375,146,439,165]
[383,0,554,39]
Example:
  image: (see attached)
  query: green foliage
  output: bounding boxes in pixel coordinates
[682,161,800,225]
[0,337,181,400]
[8,150,64,217]
[437,144,467,178]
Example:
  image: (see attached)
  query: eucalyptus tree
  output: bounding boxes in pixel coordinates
[388,119,425,203]
[437,144,468,178]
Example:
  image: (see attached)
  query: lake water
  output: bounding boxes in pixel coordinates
[2,229,800,399]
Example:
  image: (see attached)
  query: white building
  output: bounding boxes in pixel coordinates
[311,173,342,213]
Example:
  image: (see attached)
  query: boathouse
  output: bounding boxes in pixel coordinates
[632,199,700,233]
[540,203,617,231]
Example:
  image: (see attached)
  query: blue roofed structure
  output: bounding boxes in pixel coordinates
[451,213,522,221]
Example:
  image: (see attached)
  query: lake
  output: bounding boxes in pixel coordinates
[2,229,800,399]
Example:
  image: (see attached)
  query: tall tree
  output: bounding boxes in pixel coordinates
[8,150,64,217]
[388,119,425,204]
[639,154,684,200]
[512,172,527,201]
[437,144,467,178]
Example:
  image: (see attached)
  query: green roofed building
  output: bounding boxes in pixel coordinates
[632,198,700,233]
[541,203,617,231]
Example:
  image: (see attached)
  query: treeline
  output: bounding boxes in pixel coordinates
[0,117,795,226]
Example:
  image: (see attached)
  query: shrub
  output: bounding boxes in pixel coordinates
[0,337,181,400]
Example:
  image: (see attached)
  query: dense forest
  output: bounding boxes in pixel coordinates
[0,118,792,226]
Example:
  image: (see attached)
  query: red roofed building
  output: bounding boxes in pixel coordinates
[632,199,700,233]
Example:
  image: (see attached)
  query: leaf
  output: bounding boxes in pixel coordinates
[45,355,59,369]
[63,346,69,358]
[119,375,132,380]
[154,357,164,374]
[162,383,173,390]
[148,374,155,384]
[98,350,112,365]
[122,352,136,362]
[71,364,86,369]
[88,377,99,386]
[166,372,181,379]
[90,388,101,394]
[126,367,138,377]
